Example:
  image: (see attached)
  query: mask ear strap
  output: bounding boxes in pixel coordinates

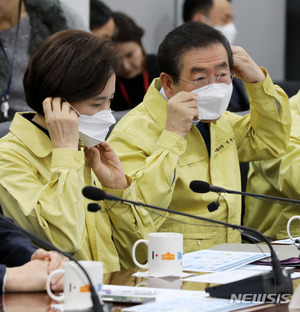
[63,98,81,116]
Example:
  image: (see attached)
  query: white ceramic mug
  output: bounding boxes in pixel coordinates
[132,232,183,277]
[287,215,300,242]
[46,260,103,311]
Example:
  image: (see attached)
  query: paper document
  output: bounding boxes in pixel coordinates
[182,249,269,272]
[184,264,300,284]
[184,264,272,284]
[132,271,194,278]
[272,237,300,245]
[122,292,262,312]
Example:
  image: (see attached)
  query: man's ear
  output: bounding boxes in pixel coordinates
[192,13,206,23]
[160,72,175,99]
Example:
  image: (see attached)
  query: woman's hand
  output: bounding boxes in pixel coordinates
[43,97,79,150]
[85,141,128,190]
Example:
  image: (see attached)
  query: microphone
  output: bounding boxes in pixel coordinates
[0,213,104,312]
[82,186,119,201]
[207,201,220,212]
[190,180,226,193]
[82,186,294,301]
[189,181,224,212]
[190,180,300,205]
[88,203,101,213]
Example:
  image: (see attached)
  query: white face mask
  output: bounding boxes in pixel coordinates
[191,83,233,121]
[71,106,116,148]
[214,22,237,45]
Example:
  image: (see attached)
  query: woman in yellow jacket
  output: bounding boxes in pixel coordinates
[0,30,155,273]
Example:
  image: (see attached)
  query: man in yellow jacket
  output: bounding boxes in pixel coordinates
[108,22,291,253]
[244,91,300,240]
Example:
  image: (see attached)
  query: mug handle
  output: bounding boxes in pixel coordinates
[46,269,65,302]
[132,239,148,269]
[287,215,300,241]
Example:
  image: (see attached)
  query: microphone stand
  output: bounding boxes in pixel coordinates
[0,213,103,312]
[82,186,294,300]
[189,180,300,205]
[224,189,300,205]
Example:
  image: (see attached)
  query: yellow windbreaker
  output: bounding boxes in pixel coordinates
[245,90,300,239]
[108,71,291,253]
[0,113,155,273]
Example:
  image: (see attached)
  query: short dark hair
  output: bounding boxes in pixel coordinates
[157,22,233,84]
[23,30,121,115]
[90,0,112,30]
[183,0,213,23]
[112,12,144,44]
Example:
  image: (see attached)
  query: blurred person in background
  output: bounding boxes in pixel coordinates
[110,12,159,111]
[90,0,115,40]
[183,0,236,45]
[0,0,87,122]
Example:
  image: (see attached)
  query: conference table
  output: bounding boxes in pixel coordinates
[0,266,299,312]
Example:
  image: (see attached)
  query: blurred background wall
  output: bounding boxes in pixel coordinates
[61,0,298,82]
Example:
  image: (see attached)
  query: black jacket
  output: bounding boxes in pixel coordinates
[0,211,37,293]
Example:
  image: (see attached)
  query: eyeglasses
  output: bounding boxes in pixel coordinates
[175,71,235,90]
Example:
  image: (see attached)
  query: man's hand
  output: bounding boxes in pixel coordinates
[165,91,198,138]
[85,141,128,190]
[31,249,68,272]
[5,260,49,292]
[231,46,265,83]
[43,97,79,150]
[31,249,68,291]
